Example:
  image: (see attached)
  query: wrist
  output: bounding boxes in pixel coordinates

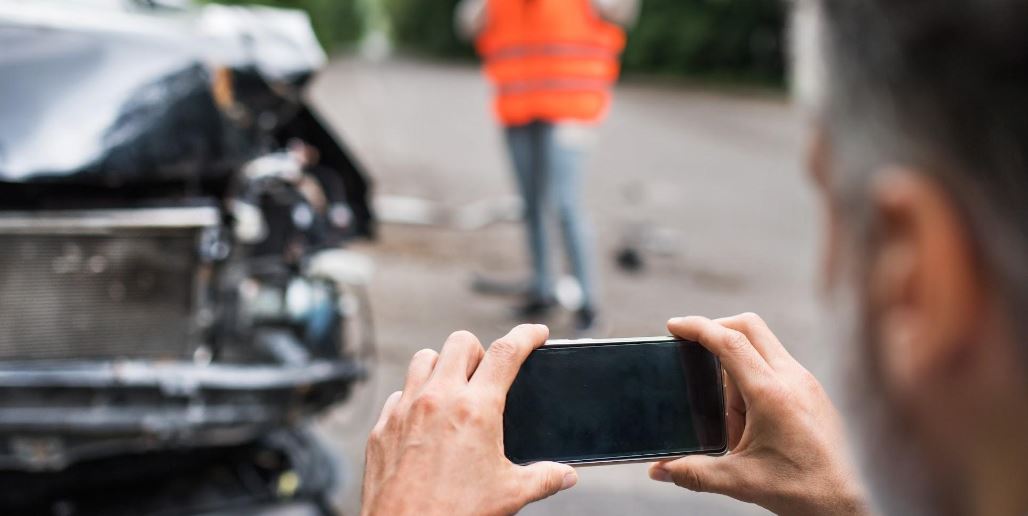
[362,489,457,516]
[803,481,873,516]
[833,486,873,516]
[766,474,871,516]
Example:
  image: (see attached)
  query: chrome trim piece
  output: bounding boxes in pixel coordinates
[0,405,278,433]
[545,335,680,346]
[544,448,729,468]
[0,360,365,391]
[0,207,220,233]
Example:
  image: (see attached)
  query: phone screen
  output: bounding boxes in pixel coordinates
[503,338,727,465]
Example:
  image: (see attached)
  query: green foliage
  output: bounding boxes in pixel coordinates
[622,0,785,84]
[384,0,474,58]
[385,0,785,84]
[201,0,364,48]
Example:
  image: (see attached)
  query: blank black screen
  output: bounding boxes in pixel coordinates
[503,339,726,464]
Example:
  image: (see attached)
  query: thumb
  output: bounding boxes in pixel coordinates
[518,461,578,504]
[649,455,741,497]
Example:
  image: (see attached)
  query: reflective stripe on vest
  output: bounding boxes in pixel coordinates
[497,78,613,95]
[484,43,621,62]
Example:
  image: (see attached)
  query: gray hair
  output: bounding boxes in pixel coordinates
[793,0,1028,339]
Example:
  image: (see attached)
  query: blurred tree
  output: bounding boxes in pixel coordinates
[622,0,784,84]
[384,0,785,84]
[384,0,474,58]
[201,0,364,49]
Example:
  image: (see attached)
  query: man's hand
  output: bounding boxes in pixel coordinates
[361,325,577,516]
[650,314,870,516]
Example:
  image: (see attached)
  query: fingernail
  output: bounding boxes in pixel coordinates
[668,317,687,326]
[560,471,577,491]
[650,466,672,483]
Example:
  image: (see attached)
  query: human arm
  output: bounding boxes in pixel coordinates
[455,0,487,42]
[650,314,872,516]
[360,325,576,516]
[592,0,641,28]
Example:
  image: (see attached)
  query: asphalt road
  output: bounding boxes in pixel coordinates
[309,55,822,515]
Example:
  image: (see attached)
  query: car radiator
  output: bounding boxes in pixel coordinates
[0,208,217,361]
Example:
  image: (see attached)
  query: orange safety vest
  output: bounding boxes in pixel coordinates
[476,0,626,126]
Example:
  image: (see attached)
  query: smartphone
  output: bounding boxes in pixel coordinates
[503,336,727,466]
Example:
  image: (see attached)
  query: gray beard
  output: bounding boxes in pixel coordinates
[818,276,956,516]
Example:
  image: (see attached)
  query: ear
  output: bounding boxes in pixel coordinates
[867,168,985,400]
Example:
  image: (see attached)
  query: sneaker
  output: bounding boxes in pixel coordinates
[574,307,597,333]
[512,296,557,321]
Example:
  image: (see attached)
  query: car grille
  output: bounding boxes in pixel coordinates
[0,208,216,361]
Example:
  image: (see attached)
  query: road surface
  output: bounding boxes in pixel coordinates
[309,55,823,515]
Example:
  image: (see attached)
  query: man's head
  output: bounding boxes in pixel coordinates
[793,0,1028,513]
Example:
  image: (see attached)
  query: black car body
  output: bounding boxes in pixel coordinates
[0,1,374,513]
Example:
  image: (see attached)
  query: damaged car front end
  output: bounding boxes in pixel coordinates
[0,1,374,513]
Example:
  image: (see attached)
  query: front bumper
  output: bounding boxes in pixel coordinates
[0,359,365,470]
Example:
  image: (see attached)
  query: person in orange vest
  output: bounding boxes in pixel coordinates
[457,0,639,333]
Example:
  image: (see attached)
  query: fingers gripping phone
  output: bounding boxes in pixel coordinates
[503,337,727,465]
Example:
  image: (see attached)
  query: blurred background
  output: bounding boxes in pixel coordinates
[280,0,812,514]
[210,0,785,86]
[0,0,820,514]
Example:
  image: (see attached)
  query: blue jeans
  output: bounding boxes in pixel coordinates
[505,121,596,310]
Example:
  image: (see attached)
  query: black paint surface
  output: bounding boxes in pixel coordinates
[504,339,727,464]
